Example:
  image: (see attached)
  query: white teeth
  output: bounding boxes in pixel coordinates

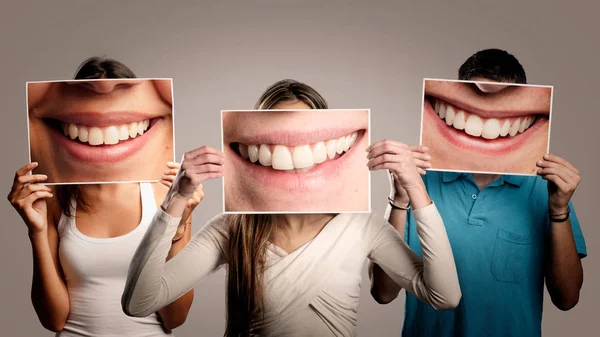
[482,118,501,140]
[445,106,456,125]
[248,145,259,163]
[453,111,466,130]
[464,115,483,137]
[68,124,78,140]
[312,141,327,164]
[272,145,293,170]
[61,119,150,145]
[433,99,538,139]
[336,136,345,154]
[128,122,138,138]
[258,144,272,166]
[500,120,510,137]
[104,126,119,145]
[239,144,249,160]
[118,125,129,140]
[79,126,89,143]
[292,145,315,169]
[326,140,337,159]
[88,127,103,146]
[240,131,358,171]
[509,118,520,136]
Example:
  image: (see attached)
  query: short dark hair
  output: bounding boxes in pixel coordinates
[57,57,137,217]
[458,49,527,84]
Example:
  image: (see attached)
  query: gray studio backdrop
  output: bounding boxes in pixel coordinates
[1,1,598,336]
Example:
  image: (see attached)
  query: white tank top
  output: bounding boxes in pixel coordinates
[56,182,172,337]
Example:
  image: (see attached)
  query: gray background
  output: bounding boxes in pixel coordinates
[1,0,597,336]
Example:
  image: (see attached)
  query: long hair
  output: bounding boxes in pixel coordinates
[56,57,136,217]
[224,79,328,337]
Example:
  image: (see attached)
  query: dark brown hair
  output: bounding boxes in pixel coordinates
[56,57,136,217]
[224,79,328,337]
[458,48,527,84]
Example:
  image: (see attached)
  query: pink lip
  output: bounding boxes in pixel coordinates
[228,131,365,193]
[51,118,162,163]
[425,100,548,156]
[427,94,550,118]
[47,111,157,127]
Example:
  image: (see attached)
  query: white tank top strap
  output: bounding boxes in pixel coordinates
[139,182,158,227]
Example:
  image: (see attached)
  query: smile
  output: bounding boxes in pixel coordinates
[43,113,165,163]
[424,96,549,156]
[232,131,359,173]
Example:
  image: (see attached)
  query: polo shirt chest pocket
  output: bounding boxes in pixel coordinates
[491,228,534,284]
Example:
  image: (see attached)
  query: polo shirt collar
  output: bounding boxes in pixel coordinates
[441,171,525,187]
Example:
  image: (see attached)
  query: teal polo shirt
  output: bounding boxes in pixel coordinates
[401,171,587,337]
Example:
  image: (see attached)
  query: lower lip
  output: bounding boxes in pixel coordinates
[229,132,365,193]
[425,100,548,156]
[51,119,162,163]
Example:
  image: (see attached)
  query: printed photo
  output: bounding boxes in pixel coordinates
[222,109,370,213]
[420,78,552,175]
[27,78,175,184]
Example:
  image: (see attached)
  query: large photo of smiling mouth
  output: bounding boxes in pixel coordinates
[427,96,545,140]
[44,115,166,164]
[231,130,362,174]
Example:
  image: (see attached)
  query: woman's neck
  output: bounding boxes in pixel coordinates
[78,183,141,209]
[278,213,335,234]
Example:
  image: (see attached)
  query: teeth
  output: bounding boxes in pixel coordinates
[239,132,358,171]
[292,145,315,169]
[464,115,483,137]
[453,111,466,130]
[312,141,327,164]
[445,106,455,125]
[500,120,510,137]
[88,127,103,146]
[248,145,259,163]
[258,144,272,166]
[482,118,501,140]
[61,119,151,145]
[326,140,337,159]
[432,99,538,139]
[272,145,293,170]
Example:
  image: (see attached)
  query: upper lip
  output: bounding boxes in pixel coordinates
[228,127,365,147]
[43,111,161,127]
[426,94,550,118]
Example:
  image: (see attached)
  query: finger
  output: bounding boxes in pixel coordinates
[370,162,401,172]
[16,184,53,201]
[536,160,578,179]
[21,190,54,209]
[163,168,180,176]
[166,162,180,169]
[367,154,403,169]
[367,143,410,159]
[366,139,408,153]
[537,167,573,185]
[543,154,579,174]
[417,168,427,175]
[183,153,225,168]
[411,152,432,162]
[196,172,224,182]
[186,164,225,175]
[413,159,431,169]
[183,146,224,161]
[14,162,39,183]
[17,174,48,186]
[541,174,569,191]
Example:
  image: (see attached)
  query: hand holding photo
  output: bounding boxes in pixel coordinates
[222,109,370,213]
[27,78,175,184]
[420,78,552,175]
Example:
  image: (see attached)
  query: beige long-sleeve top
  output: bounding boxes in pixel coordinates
[122,203,460,337]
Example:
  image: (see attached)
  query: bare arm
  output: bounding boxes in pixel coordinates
[544,210,583,310]
[29,211,70,332]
